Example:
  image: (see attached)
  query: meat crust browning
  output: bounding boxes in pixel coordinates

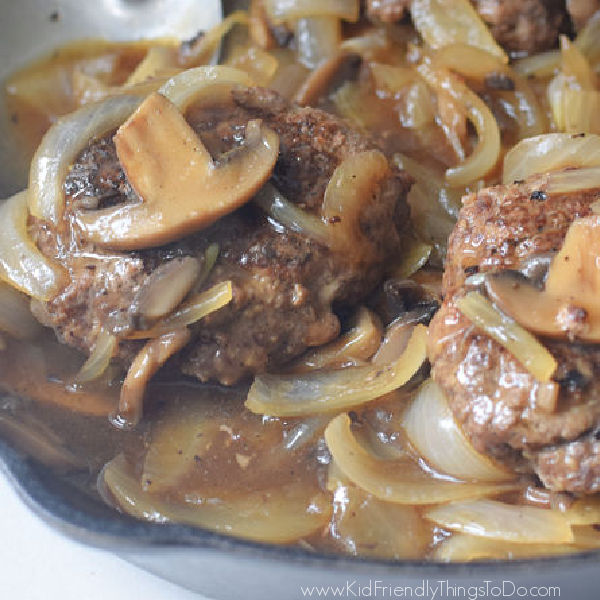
[31,87,411,385]
[365,0,411,23]
[429,173,600,492]
[473,0,571,55]
[364,0,572,55]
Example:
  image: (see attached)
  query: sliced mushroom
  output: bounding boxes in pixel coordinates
[114,327,192,429]
[485,216,600,341]
[76,92,279,250]
[135,257,200,325]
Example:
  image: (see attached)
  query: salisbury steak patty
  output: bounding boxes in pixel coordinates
[31,87,411,385]
[364,0,572,55]
[429,173,600,492]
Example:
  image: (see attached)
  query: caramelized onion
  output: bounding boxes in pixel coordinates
[264,0,359,23]
[245,324,427,417]
[325,414,521,505]
[0,412,83,471]
[127,280,233,340]
[433,44,547,139]
[159,66,254,113]
[457,292,557,382]
[226,45,279,87]
[546,166,600,194]
[403,380,514,482]
[561,497,600,526]
[254,183,331,247]
[74,329,118,384]
[392,240,432,279]
[417,63,501,186]
[0,282,42,340]
[29,94,142,224]
[142,403,221,494]
[425,500,574,544]
[0,191,65,300]
[288,307,382,372]
[322,149,391,261]
[410,0,507,62]
[328,465,430,558]
[103,453,332,543]
[503,133,600,184]
[179,11,251,67]
[136,257,200,324]
[433,533,579,561]
[295,16,341,69]
[550,90,600,135]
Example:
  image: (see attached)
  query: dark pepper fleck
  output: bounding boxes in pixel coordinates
[530,190,547,202]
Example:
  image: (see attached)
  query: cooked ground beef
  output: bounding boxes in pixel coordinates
[364,0,572,55]
[474,0,571,55]
[428,173,600,492]
[364,0,411,23]
[31,87,411,385]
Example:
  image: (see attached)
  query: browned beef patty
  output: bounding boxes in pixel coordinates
[31,87,411,385]
[364,0,572,55]
[428,173,600,492]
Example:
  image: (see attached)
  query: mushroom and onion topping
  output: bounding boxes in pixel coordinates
[4,1,600,563]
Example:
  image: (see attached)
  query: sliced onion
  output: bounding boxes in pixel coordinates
[433,533,580,561]
[226,46,279,87]
[125,46,179,87]
[254,183,331,247]
[417,63,501,186]
[288,307,382,372]
[127,280,233,340]
[263,0,359,24]
[457,292,557,382]
[560,36,597,90]
[514,50,561,78]
[575,10,600,63]
[322,150,391,262]
[158,66,254,114]
[328,466,430,559]
[410,0,507,62]
[546,166,600,194]
[0,337,118,417]
[29,95,142,224]
[371,63,420,95]
[433,44,547,139]
[392,239,432,279]
[425,500,574,544]
[394,153,460,261]
[0,412,84,471]
[571,525,600,548]
[403,380,514,482]
[325,414,521,505]
[0,282,42,340]
[103,453,332,543]
[0,191,65,300]
[503,133,600,184]
[295,16,341,69]
[561,497,600,526]
[550,90,600,134]
[142,402,221,494]
[74,329,118,384]
[136,257,200,324]
[245,324,427,417]
[179,11,250,67]
[194,243,220,292]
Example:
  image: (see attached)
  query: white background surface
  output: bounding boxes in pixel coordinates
[0,468,212,600]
